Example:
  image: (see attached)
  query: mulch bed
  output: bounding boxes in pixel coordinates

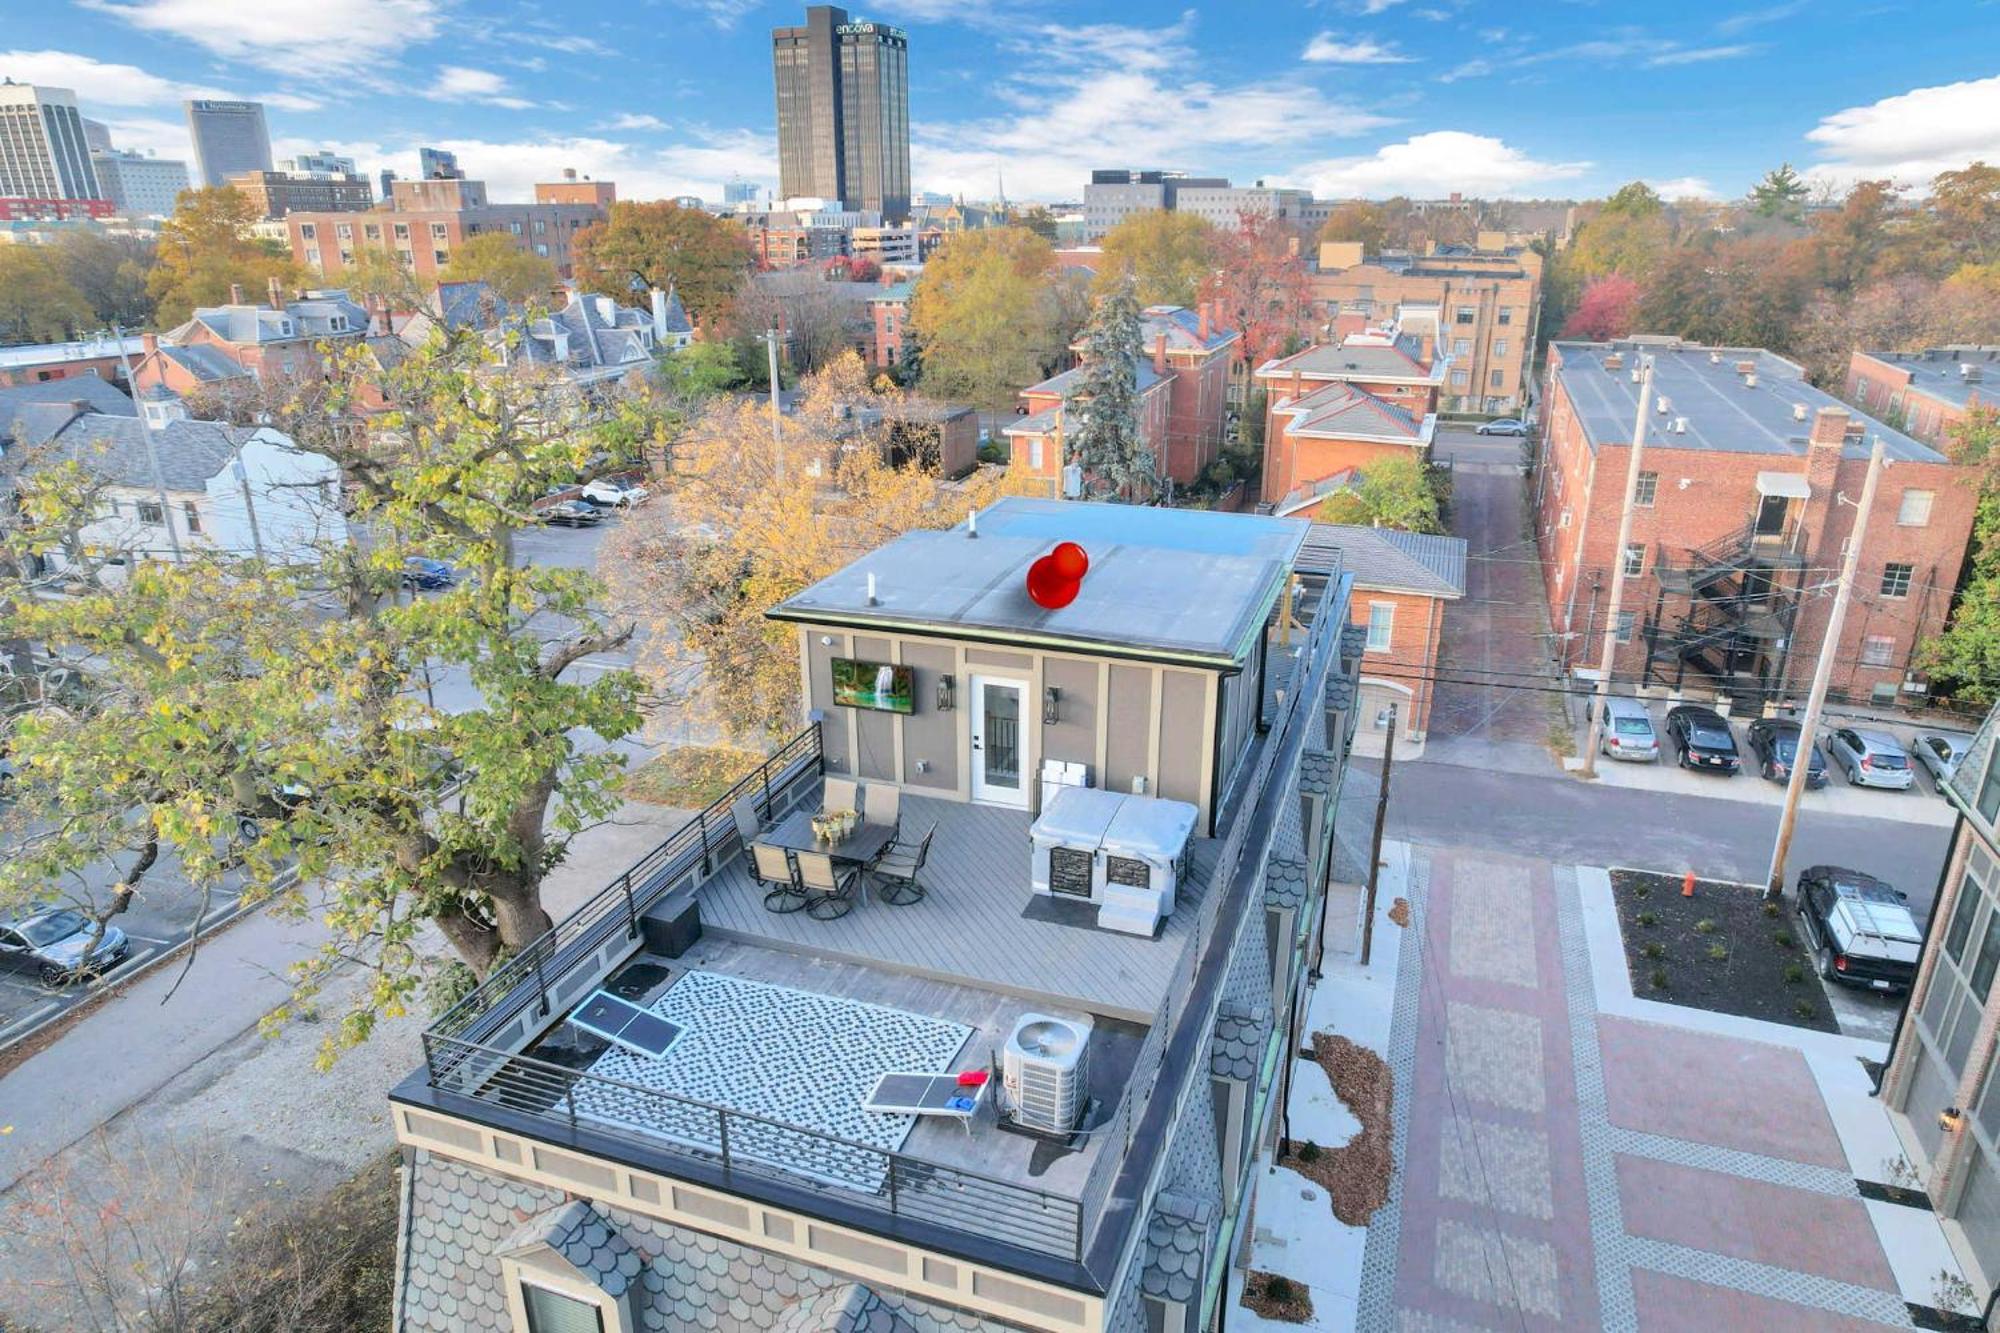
[1240,1271,1314,1323]
[1280,1032,1393,1226]
[1610,868,1837,1033]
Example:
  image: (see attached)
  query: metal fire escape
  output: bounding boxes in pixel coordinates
[1642,519,1810,704]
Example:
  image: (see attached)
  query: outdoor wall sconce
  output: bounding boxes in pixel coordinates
[936,674,955,711]
[1043,686,1061,725]
[1942,1106,1966,1134]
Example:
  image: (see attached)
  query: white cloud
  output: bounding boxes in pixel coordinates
[432,66,535,110]
[911,15,1395,199]
[598,113,669,132]
[1644,176,1718,199]
[1288,131,1591,199]
[1303,33,1415,64]
[0,48,232,106]
[1439,58,1494,83]
[82,0,441,78]
[1804,74,2000,187]
[517,31,616,57]
[1716,2,1805,35]
[1646,44,1753,67]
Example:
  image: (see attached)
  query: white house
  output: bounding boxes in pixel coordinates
[8,385,346,565]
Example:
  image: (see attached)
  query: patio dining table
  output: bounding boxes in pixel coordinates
[759,807,898,869]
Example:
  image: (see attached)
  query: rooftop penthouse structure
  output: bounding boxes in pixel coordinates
[387,498,1361,1333]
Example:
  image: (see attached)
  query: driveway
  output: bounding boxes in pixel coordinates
[1422,427,1568,775]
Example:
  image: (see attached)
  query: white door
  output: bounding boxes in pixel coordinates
[969,676,1028,807]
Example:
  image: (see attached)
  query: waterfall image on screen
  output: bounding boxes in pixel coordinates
[831,658,914,714]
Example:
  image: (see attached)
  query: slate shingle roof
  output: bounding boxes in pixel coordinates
[1265,855,1308,911]
[159,343,251,383]
[1139,1189,1215,1304]
[506,1201,646,1300]
[1276,380,1426,443]
[44,414,257,491]
[1304,523,1467,599]
[1261,336,1435,383]
[1027,360,1168,398]
[0,378,134,448]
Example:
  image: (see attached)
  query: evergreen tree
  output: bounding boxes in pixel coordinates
[1063,280,1156,502]
[1750,164,1810,222]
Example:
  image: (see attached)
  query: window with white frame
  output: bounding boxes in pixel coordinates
[1615,611,1635,643]
[520,1283,605,1333]
[1623,544,1644,577]
[1455,307,1476,325]
[1861,634,1895,666]
[1490,369,1505,388]
[1898,488,1934,526]
[1452,338,1471,356]
[1450,369,1469,388]
[1634,471,1658,506]
[136,500,164,525]
[1880,562,1913,598]
[1365,601,1394,651]
[1493,338,1509,358]
[1028,437,1043,470]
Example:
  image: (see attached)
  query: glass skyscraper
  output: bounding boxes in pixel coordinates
[0,83,102,201]
[771,6,909,221]
[185,100,272,188]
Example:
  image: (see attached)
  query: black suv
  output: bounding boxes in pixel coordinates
[1665,705,1740,773]
[1795,864,1920,992]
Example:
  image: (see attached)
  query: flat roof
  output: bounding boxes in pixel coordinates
[1554,340,1946,464]
[770,498,1309,666]
[1863,347,1998,413]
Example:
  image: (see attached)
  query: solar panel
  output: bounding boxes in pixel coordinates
[571,989,685,1059]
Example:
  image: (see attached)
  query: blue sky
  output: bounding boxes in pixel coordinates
[7,0,1999,206]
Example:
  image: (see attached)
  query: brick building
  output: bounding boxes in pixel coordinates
[1003,303,1236,496]
[286,177,609,283]
[1847,347,1996,449]
[1299,523,1465,757]
[1538,339,1977,708]
[225,168,372,219]
[0,332,143,388]
[1254,329,1443,515]
[867,281,912,370]
[1311,241,1542,415]
[130,279,368,396]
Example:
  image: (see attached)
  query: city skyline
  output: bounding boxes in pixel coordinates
[0,2,1996,209]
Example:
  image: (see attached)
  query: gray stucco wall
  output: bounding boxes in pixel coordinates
[899,641,958,792]
[1155,672,1206,808]
[851,635,900,781]
[1040,657,1098,771]
[805,630,850,774]
[1104,666,1152,795]
[396,1149,1015,1333]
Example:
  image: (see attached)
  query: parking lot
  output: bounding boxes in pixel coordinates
[1572,703,1963,828]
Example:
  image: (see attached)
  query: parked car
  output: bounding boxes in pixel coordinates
[1913,732,1971,786]
[401,557,457,590]
[538,499,605,528]
[1598,698,1659,761]
[1664,705,1740,773]
[1824,726,1915,790]
[1795,864,1920,992]
[581,477,649,508]
[0,909,129,986]
[1745,718,1828,788]
[1476,418,1528,436]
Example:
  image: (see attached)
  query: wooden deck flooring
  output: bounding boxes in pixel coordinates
[694,792,1215,1023]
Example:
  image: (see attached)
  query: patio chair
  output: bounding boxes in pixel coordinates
[822,776,859,815]
[797,850,861,920]
[871,822,935,906]
[862,784,901,840]
[731,795,764,849]
[753,842,807,914]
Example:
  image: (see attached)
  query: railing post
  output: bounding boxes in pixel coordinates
[531,942,551,1019]
[562,1080,578,1136]
[621,872,638,940]
[698,814,711,876]
[761,761,775,820]
[887,1155,898,1215]
[718,1109,732,1176]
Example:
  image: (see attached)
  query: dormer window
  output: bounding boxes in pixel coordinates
[279,319,295,337]
[330,316,347,331]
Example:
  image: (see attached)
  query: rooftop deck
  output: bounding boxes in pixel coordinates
[695,792,1218,1021]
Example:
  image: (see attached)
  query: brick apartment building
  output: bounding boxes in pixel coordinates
[1538,339,1978,708]
[287,177,610,283]
[1847,347,1996,448]
[1003,303,1237,496]
[868,281,912,370]
[1254,328,1444,515]
[0,332,144,388]
[225,168,373,219]
[1299,523,1465,757]
[1311,239,1542,416]
[130,278,369,396]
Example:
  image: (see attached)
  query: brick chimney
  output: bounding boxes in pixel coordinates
[229,283,245,305]
[1153,332,1168,377]
[1198,302,1211,341]
[141,332,157,357]
[267,276,285,311]
[1797,406,1850,556]
[1808,406,1850,450]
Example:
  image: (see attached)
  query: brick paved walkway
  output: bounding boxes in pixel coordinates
[1357,845,1916,1331]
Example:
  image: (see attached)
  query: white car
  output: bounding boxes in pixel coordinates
[1913,732,1971,786]
[581,477,649,508]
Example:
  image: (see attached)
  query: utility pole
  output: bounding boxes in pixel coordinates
[231,458,266,561]
[111,326,184,564]
[1359,704,1397,966]
[1581,357,1657,777]
[1766,437,1888,898]
[765,328,784,482]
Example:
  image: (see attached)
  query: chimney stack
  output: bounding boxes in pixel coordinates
[141,332,158,357]
[1198,302,1211,341]
[229,283,245,305]
[1153,332,1168,377]
[1808,406,1850,450]
[651,286,669,342]
[267,276,285,311]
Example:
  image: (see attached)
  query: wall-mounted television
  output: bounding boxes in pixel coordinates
[831,657,915,714]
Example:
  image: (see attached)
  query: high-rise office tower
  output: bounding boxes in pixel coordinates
[185,99,272,187]
[771,6,909,220]
[418,146,463,180]
[0,82,103,201]
[82,116,114,153]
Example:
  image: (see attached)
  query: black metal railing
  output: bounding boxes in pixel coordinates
[423,1033,1088,1259]
[427,723,823,1059]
